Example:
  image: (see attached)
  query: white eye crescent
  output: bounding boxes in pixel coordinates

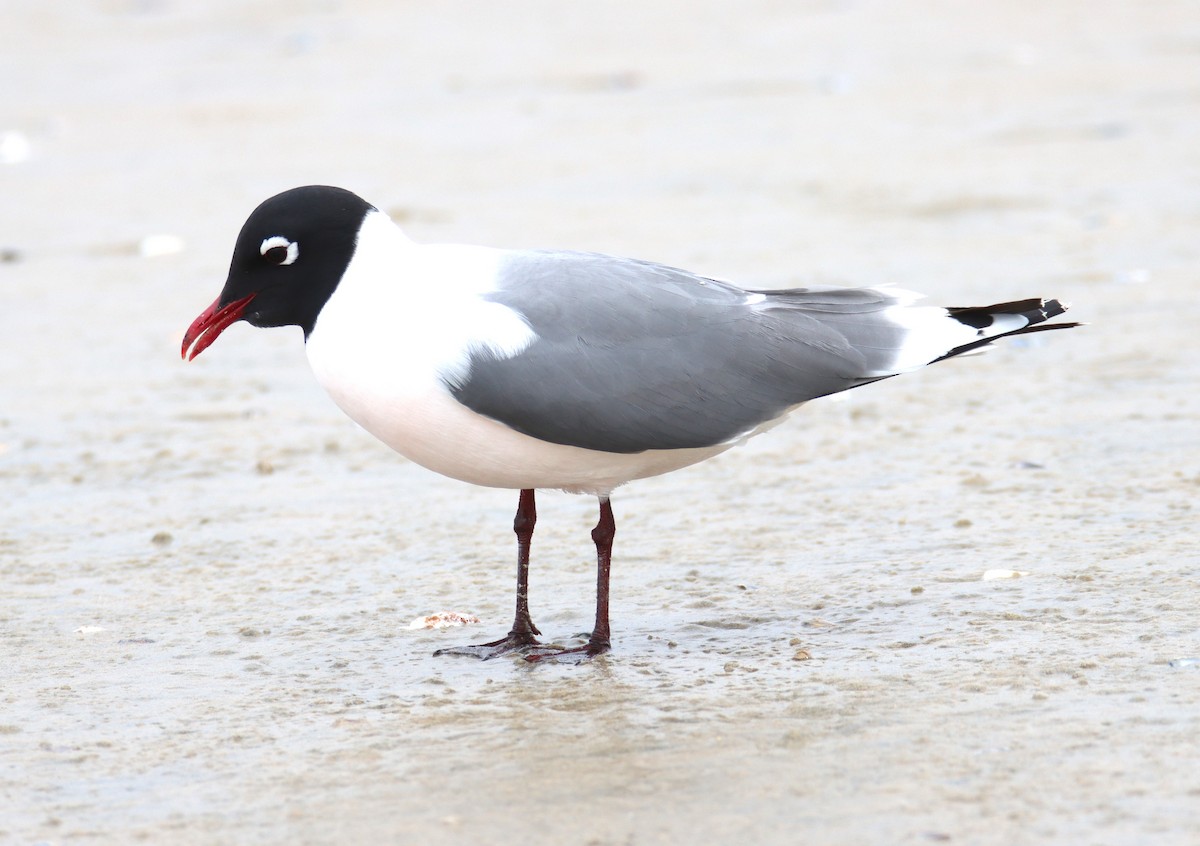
[260,235,299,266]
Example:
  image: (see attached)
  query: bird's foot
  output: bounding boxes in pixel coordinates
[524,633,611,664]
[434,630,541,661]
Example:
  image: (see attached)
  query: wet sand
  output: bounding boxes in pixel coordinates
[3,1,1199,843]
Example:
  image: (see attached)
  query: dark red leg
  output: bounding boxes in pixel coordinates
[435,489,543,659]
[526,496,615,663]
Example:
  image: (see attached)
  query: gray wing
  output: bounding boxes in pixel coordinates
[446,250,910,454]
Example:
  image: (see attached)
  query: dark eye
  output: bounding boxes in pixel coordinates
[259,235,299,266]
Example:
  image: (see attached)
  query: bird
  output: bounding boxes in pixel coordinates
[182,185,1078,663]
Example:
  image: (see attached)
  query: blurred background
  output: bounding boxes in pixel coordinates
[2,1,1197,844]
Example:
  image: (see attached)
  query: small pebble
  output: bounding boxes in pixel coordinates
[138,233,186,258]
[151,531,173,546]
[0,131,31,164]
[1168,657,1199,669]
[407,611,480,630]
[1115,268,1151,286]
[982,569,1030,580]
[792,649,812,661]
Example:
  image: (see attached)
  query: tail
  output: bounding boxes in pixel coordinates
[931,298,1080,364]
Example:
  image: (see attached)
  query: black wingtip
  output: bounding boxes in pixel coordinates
[947,297,1069,328]
[934,298,1080,363]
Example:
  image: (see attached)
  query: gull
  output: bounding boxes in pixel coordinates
[182,185,1078,661]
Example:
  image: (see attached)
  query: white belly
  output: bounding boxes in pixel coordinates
[305,360,730,494]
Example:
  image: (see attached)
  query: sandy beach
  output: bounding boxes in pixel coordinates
[2,1,1198,843]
